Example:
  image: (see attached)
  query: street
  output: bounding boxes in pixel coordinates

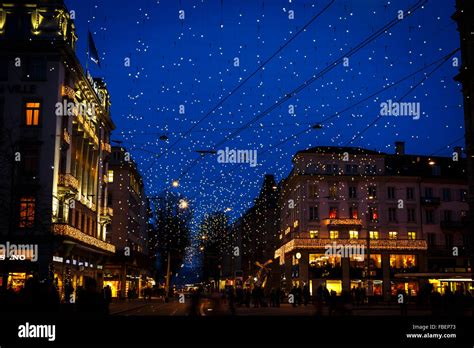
[109,298,437,316]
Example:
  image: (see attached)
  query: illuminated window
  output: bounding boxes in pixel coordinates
[369,231,379,239]
[309,230,319,239]
[349,230,359,239]
[25,102,40,126]
[389,231,398,240]
[329,207,338,219]
[349,207,358,219]
[368,207,378,222]
[329,230,339,239]
[329,185,338,199]
[408,231,417,240]
[293,220,299,228]
[108,170,114,183]
[390,254,416,269]
[370,254,382,268]
[19,197,35,227]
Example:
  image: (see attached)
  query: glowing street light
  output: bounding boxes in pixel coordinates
[179,199,188,209]
[172,180,179,187]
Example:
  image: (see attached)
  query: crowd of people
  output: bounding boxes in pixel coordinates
[186,282,474,316]
[0,275,113,315]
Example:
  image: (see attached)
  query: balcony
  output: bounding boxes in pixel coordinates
[99,206,113,225]
[58,173,79,196]
[275,238,427,260]
[322,218,363,227]
[101,142,112,153]
[420,197,441,206]
[52,223,115,253]
[63,128,71,145]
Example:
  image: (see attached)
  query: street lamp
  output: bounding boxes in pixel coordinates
[172,180,179,188]
[179,199,188,209]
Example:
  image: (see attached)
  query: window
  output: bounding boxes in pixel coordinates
[308,184,318,198]
[406,187,415,200]
[108,170,114,183]
[387,187,395,200]
[309,230,319,239]
[0,57,7,81]
[25,102,41,126]
[309,206,319,221]
[407,208,416,223]
[369,231,379,239]
[329,230,339,239]
[389,231,398,240]
[463,234,470,248]
[329,207,338,219]
[370,254,382,268]
[349,186,357,199]
[442,188,451,202]
[19,197,35,228]
[445,234,453,248]
[21,145,40,176]
[424,187,433,198]
[349,230,359,239]
[388,208,397,222]
[407,231,417,240]
[365,165,377,175]
[390,255,416,269]
[368,186,377,199]
[425,210,434,224]
[329,185,338,199]
[368,207,378,222]
[326,164,338,174]
[345,164,358,174]
[427,233,436,246]
[443,210,452,222]
[460,189,467,202]
[349,207,358,219]
[23,57,47,81]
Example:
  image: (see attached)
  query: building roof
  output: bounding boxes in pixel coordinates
[295,146,383,156]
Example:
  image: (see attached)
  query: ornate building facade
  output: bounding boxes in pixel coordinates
[104,146,151,298]
[0,0,115,298]
[275,144,470,299]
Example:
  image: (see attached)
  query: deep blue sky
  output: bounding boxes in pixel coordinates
[66,0,464,228]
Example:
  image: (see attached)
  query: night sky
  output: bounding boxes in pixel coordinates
[65,0,464,273]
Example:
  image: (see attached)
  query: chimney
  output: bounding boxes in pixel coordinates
[454,146,462,159]
[395,141,405,155]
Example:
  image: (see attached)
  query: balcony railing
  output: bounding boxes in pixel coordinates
[101,142,111,153]
[275,238,427,260]
[58,173,79,193]
[52,223,115,253]
[99,206,113,225]
[322,218,363,226]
